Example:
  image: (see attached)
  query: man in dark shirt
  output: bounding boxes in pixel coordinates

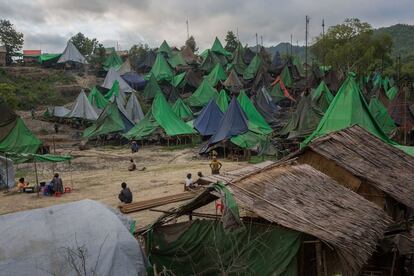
[51,173,63,194]
[118,182,133,203]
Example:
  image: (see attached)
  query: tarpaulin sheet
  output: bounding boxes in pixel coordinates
[194,99,223,136]
[187,79,218,107]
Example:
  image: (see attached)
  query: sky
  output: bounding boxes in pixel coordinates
[1,0,413,53]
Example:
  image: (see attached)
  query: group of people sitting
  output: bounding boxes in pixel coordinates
[15,173,64,195]
[185,172,204,191]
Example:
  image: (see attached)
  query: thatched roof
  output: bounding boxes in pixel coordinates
[302,125,414,209]
[153,160,390,275]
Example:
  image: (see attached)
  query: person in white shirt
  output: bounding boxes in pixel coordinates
[184,173,196,191]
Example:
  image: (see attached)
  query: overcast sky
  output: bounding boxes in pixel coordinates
[1,0,413,53]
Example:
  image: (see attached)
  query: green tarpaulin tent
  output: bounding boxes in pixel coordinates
[38,53,62,64]
[0,118,41,154]
[216,89,230,112]
[205,63,227,87]
[158,40,173,57]
[237,90,272,135]
[187,79,218,107]
[170,72,186,88]
[88,87,108,110]
[103,51,122,71]
[211,37,232,57]
[149,219,301,276]
[386,86,398,101]
[231,42,247,75]
[243,54,262,80]
[369,96,396,136]
[292,56,304,76]
[168,52,186,68]
[5,152,72,164]
[148,53,174,82]
[200,50,222,72]
[104,80,121,101]
[172,98,193,121]
[311,80,334,112]
[125,93,196,139]
[231,131,269,149]
[269,83,285,103]
[143,74,162,100]
[280,66,293,88]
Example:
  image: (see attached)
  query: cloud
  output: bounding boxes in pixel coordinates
[1,0,413,52]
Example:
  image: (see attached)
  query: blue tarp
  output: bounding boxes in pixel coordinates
[208,96,249,145]
[194,99,224,136]
[121,72,147,90]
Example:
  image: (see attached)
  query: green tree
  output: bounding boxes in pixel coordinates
[0,83,18,109]
[70,32,100,57]
[311,18,393,75]
[89,43,106,72]
[225,31,238,53]
[0,19,24,65]
[129,43,149,70]
[185,36,198,52]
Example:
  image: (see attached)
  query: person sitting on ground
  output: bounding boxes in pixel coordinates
[184,173,196,191]
[50,173,63,194]
[194,172,204,185]
[210,156,222,175]
[128,158,137,171]
[118,182,133,203]
[131,140,139,153]
[16,178,29,192]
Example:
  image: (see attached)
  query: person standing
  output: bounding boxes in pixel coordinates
[50,173,63,194]
[209,156,222,175]
[118,182,133,203]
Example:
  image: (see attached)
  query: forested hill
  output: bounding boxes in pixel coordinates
[374,24,414,58]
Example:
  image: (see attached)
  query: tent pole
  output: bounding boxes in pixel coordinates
[4,152,9,192]
[70,160,73,190]
[34,159,39,197]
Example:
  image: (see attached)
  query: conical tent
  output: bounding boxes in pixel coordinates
[269,83,285,103]
[386,86,398,101]
[172,98,193,121]
[43,106,70,118]
[121,72,147,90]
[280,66,293,88]
[126,93,145,123]
[83,101,134,138]
[211,37,232,57]
[102,68,134,93]
[205,63,227,87]
[168,52,186,68]
[223,69,243,89]
[216,89,230,112]
[388,90,414,131]
[117,58,133,75]
[237,90,272,135]
[158,40,173,57]
[208,96,249,146]
[194,99,224,136]
[253,87,280,126]
[369,96,396,136]
[311,81,334,112]
[104,80,126,106]
[88,87,109,111]
[143,74,162,100]
[181,45,198,64]
[171,72,186,88]
[148,53,174,82]
[138,50,156,70]
[243,54,262,80]
[292,56,304,76]
[103,51,123,71]
[200,50,222,72]
[231,43,247,75]
[187,79,218,107]
[271,51,282,69]
[243,47,255,64]
[66,90,98,121]
[57,41,87,64]
[0,118,41,154]
[124,93,196,139]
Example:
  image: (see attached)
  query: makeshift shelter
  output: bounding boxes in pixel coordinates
[0,100,41,154]
[148,162,389,276]
[243,47,256,64]
[148,53,174,82]
[172,98,193,121]
[369,96,397,136]
[205,63,227,87]
[43,106,70,119]
[0,200,148,275]
[385,86,398,101]
[211,37,232,57]
[271,51,283,71]
[83,101,134,138]
[103,51,122,71]
[125,93,144,123]
[0,155,14,189]
[181,45,199,64]
[280,65,293,88]
[230,42,247,75]
[102,68,134,94]
[237,90,272,135]
[253,87,280,126]
[38,53,62,67]
[184,69,203,89]
[216,89,230,113]
[269,76,296,104]
[117,58,133,75]
[243,54,262,80]
[57,41,87,64]
[143,74,162,100]
[388,89,414,133]
[158,40,173,57]
[223,69,243,91]
[124,93,196,140]
[121,72,147,90]
[137,50,156,71]
[194,99,224,136]
[88,87,108,112]
[66,90,98,121]
[187,79,218,107]
[168,52,186,68]
[104,80,126,106]
[200,50,222,72]
[170,72,186,88]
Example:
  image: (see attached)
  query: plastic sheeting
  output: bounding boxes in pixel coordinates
[66,90,98,121]
[126,93,145,123]
[237,90,272,135]
[148,53,173,82]
[253,87,280,126]
[44,106,70,118]
[187,79,218,107]
[102,68,134,94]
[0,118,41,154]
[103,51,122,71]
[230,42,247,75]
[211,37,232,57]
[369,97,396,136]
[216,89,230,113]
[88,87,108,113]
[57,41,87,64]
[0,199,148,275]
[117,58,133,75]
[122,72,147,90]
[143,74,162,100]
[172,98,193,121]
[243,54,262,80]
[0,155,14,189]
[205,63,227,87]
[194,99,224,136]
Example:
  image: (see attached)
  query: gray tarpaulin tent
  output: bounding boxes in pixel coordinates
[66,90,98,121]
[0,199,148,275]
[103,68,134,94]
[126,93,145,123]
[57,41,87,64]
[118,58,133,75]
[44,106,70,118]
[0,155,14,189]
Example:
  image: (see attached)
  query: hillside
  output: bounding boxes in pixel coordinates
[374,24,414,58]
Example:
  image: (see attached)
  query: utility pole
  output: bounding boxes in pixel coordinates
[322,19,325,37]
[236,27,239,40]
[290,34,293,57]
[322,19,325,66]
[255,33,259,52]
[260,35,263,46]
[305,15,310,88]
[186,19,189,40]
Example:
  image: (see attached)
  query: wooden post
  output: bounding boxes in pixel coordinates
[34,159,39,197]
[315,241,323,276]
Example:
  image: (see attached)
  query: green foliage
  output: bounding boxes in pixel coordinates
[0,19,24,65]
[0,82,18,109]
[374,24,414,58]
[70,32,100,57]
[225,31,238,53]
[311,18,393,75]
[185,35,198,52]
[129,43,149,70]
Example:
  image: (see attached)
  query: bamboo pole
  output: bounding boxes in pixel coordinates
[34,159,39,197]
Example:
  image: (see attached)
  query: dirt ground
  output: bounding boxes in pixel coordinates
[0,112,247,228]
